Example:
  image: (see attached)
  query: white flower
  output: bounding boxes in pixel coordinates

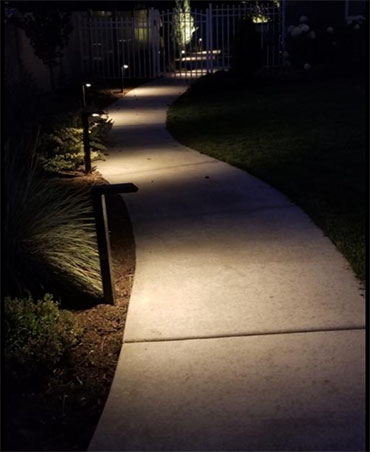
[299,15,308,23]
[291,26,302,37]
[332,41,337,46]
[287,25,294,33]
[308,30,316,39]
[354,24,360,30]
[347,20,353,25]
[356,15,365,21]
[327,26,334,33]
[299,23,310,32]
[304,63,311,70]
[283,51,290,59]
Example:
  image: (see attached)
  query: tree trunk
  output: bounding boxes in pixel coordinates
[59,56,65,87]
[49,65,55,91]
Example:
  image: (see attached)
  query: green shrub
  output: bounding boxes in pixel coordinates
[90,115,113,145]
[38,114,112,173]
[3,139,102,299]
[4,294,81,375]
[232,16,262,78]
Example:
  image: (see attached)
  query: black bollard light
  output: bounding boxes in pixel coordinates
[81,108,106,174]
[82,82,91,108]
[120,64,129,93]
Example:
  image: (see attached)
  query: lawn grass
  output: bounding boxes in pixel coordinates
[167,72,366,282]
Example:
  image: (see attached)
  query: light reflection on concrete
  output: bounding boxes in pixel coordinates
[90,331,365,451]
[95,78,365,341]
[90,78,365,451]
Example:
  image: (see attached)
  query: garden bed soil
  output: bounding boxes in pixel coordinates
[3,172,135,451]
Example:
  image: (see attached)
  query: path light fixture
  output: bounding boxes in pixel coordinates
[82,82,92,107]
[91,183,138,305]
[180,49,186,67]
[120,64,129,93]
[81,108,105,174]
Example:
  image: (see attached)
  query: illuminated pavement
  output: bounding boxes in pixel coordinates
[89,79,365,451]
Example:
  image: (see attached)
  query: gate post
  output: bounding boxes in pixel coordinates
[206,3,214,74]
[150,8,161,78]
[209,3,214,73]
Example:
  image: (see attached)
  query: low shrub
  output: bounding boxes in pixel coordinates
[284,14,366,70]
[38,113,113,173]
[4,294,81,376]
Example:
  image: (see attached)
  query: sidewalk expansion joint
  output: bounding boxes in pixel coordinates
[124,325,366,344]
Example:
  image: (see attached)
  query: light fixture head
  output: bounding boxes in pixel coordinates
[85,107,106,116]
[85,83,92,87]
[181,50,186,54]
[123,64,129,69]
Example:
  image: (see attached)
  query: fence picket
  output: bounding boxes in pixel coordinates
[77,3,282,81]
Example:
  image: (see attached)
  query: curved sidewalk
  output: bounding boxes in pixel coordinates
[89,79,365,451]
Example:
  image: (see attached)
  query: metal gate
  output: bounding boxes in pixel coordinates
[77,2,282,81]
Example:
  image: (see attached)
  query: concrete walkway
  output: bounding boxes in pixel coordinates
[89,79,365,451]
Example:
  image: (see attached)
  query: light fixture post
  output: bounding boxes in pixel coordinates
[82,83,91,108]
[82,84,86,107]
[81,110,91,173]
[91,183,138,305]
[120,65,128,93]
[81,108,105,174]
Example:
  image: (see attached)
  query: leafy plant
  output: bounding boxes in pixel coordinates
[285,16,317,69]
[4,294,81,376]
[173,0,197,50]
[3,139,102,300]
[285,14,366,70]
[38,114,112,173]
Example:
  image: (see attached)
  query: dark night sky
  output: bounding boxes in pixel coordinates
[4,0,229,12]
[3,1,359,27]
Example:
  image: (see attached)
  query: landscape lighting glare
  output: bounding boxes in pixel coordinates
[82,83,92,107]
[121,65,129,93]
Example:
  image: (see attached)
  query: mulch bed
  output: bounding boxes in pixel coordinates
[3,172,136,451]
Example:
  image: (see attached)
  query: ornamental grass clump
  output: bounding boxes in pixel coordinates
[4,294,81,377]
[4,139,102,301]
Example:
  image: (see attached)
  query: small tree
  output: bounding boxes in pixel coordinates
[173,0,196,52]
[13,9,73,91]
